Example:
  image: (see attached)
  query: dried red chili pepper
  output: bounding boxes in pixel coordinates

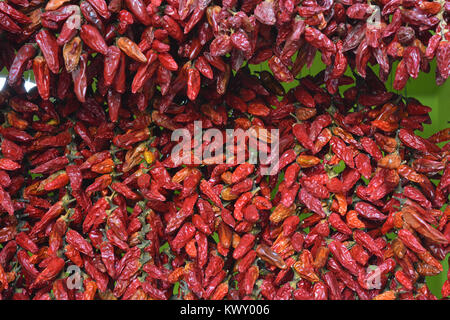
[8,44,36,86]
[80,24,108,55]
[36,29,60,74]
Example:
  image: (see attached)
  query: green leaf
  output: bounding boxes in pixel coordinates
[29,172,43,179]
[270,172,285,201]
[159,242,169,253]
[173,282,180,295]
[333,160,346,174]
[298,212,313,222]
[426,252,450,299]
[385,232,397,241]
[361,176,370,185]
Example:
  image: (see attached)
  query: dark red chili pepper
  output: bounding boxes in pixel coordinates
[36,29,60,74]
[8,44,36,86]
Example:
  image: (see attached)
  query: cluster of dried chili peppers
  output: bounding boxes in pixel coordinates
[0,0,448,300]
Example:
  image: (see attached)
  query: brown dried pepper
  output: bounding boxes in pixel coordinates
[117,37,147,63]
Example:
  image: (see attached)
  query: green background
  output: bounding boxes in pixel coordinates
[1,55,449,297]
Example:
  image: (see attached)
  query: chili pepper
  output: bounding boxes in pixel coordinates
[30,257,65,290]
[171,223,196,252]
[194,56,213,80]
[402,206,448,245]
[43,171,70,191]
[29,196,71,237]
[353,230,383,258]
[158,53,178,71]
[240,265,259,296]
[117,37,147,63]
[328,240,360,276]
[298,188,325,218]
[0,2,30,24]
[293,250,320,283]
[70,52,87,102]
[113,128,151,149]
[31,56,51,100]
[328,213,352,235]
[397,229,426,255]
[436,41,450,80]
[66,229,94,257]
[63,244,82,268]
[162,15,183,41]
[256,244,287,269]
[354,202,387,221]
[0,159,20,171]
[80,1,104,32]
[84,256,110,292]
[0,12,22,34]
[235,249,255,274]
[268,55,294,82]
[124,0,151,25]
[393,59,409,91]
[280,183,299,208]
[232,234,255,260]
[86,0,109,19]
[181,262,202,298]
[80,24,108,56]
[65,165,83,192]
[0,185,14,216]
[304,27,336,55]
[17,249,39,279]
[187,67,201,101]
[330,136,354,169]
[35,30,60,74]
[199,179,223,209]
[103,46,121,87]
[399,129,434,153]
[15,232,38,254]
[195,231,208,268]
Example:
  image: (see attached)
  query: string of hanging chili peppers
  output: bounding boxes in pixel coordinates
[0,0,448,300]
